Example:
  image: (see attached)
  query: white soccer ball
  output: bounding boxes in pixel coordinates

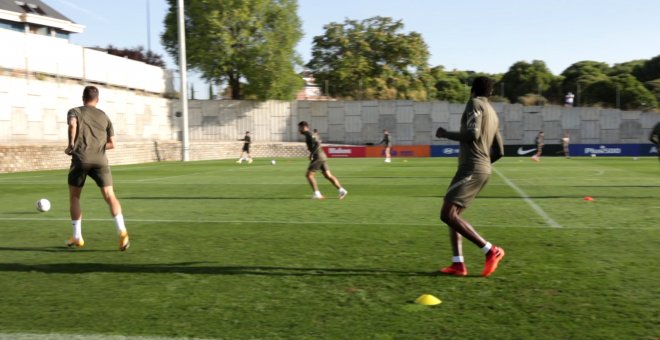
[271,160,276,165]
[591,154,596,157]
[36,198,51,212]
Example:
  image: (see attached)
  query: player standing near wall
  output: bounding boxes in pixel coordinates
[379,129,392,163]
[237,131,253,164]
[65,86,129,251]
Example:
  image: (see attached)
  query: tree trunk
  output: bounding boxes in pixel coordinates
[229,74,241,100]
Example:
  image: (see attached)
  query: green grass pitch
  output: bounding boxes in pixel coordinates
[0,157,658,339]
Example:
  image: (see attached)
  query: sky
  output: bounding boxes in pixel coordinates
[47,0,660,99]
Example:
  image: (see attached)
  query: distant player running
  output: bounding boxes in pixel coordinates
[650,122,660,160]
[379,129,392,163]
[298,121,348,200]
[237,131,253,164]
[562,132,571,158]
[531,131,544,162]
[434,77,504,277]
[65,86,129,251]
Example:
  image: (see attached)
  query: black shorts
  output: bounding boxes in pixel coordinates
[242,145,250,152]
[68,162,113,187]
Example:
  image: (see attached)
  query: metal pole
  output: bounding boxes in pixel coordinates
[616,85,620,109]
[177,0,190,161]
[146,0,151,52]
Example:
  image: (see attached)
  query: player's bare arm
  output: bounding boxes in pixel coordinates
[65,116,77,155]
[106,135,115,150]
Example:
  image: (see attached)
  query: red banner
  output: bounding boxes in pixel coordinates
[365,145,431,157]
[323,146,366,158]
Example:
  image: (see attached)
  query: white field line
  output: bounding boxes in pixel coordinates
[493,167,562,228]
[0,216,657,230]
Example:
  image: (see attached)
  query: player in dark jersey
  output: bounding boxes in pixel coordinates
[298,121,347,199]
[65,86,129,251]
[379,129,392,163]
[237,131,253,164]
[434,77,504,277]
[532,131,544,162]
[650,122,660,160]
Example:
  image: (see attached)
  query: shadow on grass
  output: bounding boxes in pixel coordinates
[0,262,451,277]
[124,197,305,200]
[0,246,115,253]
[414,195,659,199]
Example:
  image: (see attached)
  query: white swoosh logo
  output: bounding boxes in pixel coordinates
[517,147,537,155]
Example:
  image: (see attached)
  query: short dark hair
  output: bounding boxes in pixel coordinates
[298,121,309,128]
[83,86,99,102]
[471,77,493,97]
[313,128,318,133]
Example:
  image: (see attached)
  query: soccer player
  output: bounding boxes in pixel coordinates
[650,122,660,160]
[236,131,253,164]
[64,86,129,251]
[562,132,571,158]
[379,129,393,163]
[531,131,544,162]
[298,121,348,200]
[434,76,504,277]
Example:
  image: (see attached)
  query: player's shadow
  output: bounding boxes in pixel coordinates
[124,196,304,200]
[0,246,114,253]
[0,262,440,277]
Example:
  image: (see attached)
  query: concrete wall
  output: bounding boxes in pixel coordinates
[0,74,176,142]
[0,29,167,93]
[182,100,658,146]
[0,141,307,173]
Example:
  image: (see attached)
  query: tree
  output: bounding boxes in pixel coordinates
[161,0,304,100]
[102,45,165,67]
[500,60,556,104]
[307,16,432,100]
[633,55,660,82]
[560,61,610,97]
[582,74,657,110]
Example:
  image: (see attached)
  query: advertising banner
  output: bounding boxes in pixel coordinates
[504,144,564,157]
[323,146,366,158]
[365,145,430,157]
[569,144,657,157]
[430,145,460,157]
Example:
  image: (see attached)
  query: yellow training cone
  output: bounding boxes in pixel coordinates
[415,294,442,306]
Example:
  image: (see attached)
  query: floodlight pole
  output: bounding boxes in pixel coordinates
[177,0,190,161]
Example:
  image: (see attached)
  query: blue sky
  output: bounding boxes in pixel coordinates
[48,0,660,98]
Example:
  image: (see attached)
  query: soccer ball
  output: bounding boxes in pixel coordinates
[36,198,51,212]
[271,160,276,165]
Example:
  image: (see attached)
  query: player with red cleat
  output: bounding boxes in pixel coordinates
[435,77,505,277]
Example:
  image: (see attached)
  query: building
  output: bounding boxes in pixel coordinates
[0,0,83,39]
[296,71,334,101]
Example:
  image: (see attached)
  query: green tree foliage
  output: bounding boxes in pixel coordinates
[500,60,556,103]
[582,74,657,110]
[560,60,610,95]
[102,45,166,67]
[633,55,660,82]
[307,16,432,100]
[161,0,304,100]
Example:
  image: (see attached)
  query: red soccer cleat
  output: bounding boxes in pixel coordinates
[439,262,468,276]
[482,246,505,277]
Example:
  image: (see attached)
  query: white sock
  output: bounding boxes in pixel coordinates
[481,242,492,254]
[452,256,464,263]
[114,214,127,234]
[314,190,322,197]
[72,220,82,239]
[338,187,346,193]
